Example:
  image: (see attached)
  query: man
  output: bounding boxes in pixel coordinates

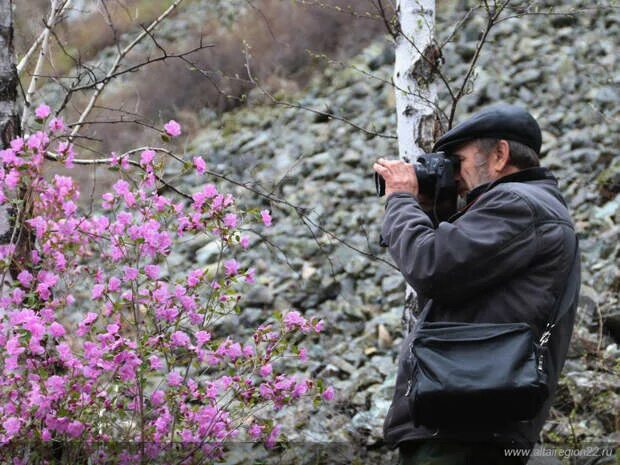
[373,104,580,465]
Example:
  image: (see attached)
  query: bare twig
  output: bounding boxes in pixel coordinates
[447,0,510,127]
[371,0,398,39]
[439,4,478,48]
[244,0,280,43]
[69,0,186,140]
[98,0,123,56]
[243,46,397,139]
[67,41,213,94]
[16,0,73,74]
[21,0,59,127]
[294,0,386,20]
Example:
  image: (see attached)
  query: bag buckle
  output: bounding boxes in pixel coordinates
[405,379,413,397]
[539,323,554,347]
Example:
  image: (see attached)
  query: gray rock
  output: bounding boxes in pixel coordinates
[245,285,274,306]
[195,241,222,264]
[382,275,404,294]
[513,69,542,86]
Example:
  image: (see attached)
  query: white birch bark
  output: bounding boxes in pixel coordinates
[0,0,19,244]
[394,0,439,333]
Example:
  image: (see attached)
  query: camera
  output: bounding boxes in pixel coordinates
[374,152,460,224]
[374,152,460,198]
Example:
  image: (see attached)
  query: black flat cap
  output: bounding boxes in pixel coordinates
[432,104,542,154]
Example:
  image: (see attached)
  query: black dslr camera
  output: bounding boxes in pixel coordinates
[374,152,460,224]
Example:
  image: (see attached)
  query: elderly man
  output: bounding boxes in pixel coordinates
[373,104,580,465]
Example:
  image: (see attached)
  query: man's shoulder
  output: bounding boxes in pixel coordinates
[479,180,571,224]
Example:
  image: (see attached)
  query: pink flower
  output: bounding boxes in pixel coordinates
[187,269,203,288]
[123,266,138,281]
[149,355,163,370]
[283,310,308,331]
[170,331,190,347]
[259,363,272,377]
[10,138,24,152]
[265,424,281,449]
[242,344,255,357]
[245,268,256,284]
[4,169,20,190]
[259,383,274,400]
[108,277,121,292]
[48,322,65,338]
[314,319,325,333]
[6,336,24,356]
[91,284,105,300]
[17,270,33,288]
[140,149,155,167]
[260,209,272,227]
[11,288,24,304]
[0,148,18,165]
[193,156,207,175]
[164,120,181,137]
[106,323,119,335]
[3,417,21,437]
[223,213,237,229]
[79,312,98,330]
[195,330,211,346]
[292,380,308,398]
[224,259,239,276]
[27,216,47,238]
[151,390,165,406]
[112,179,130,196]
[101,192,114,209]
[203,184,218,198]
[322,386,334,401]
[35,104,51,119]
[167,371,183,387]
[240,236,250,249]
[299,347,308,361]
[48,117,66,133]
[66,420,84,438]
[145,264,159,280]
[248,423,263,439]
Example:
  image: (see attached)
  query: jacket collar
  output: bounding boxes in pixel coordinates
[465,167,556,205]
[448,167,556,222]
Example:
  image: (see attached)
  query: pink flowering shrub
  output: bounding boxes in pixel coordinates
[0,106,330,462]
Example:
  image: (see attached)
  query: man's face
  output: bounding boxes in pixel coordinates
[451,141,495,197]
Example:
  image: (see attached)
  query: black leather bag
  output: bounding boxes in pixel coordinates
[407,242,579,428]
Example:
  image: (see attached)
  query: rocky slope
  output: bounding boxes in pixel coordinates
[164,1,619,463]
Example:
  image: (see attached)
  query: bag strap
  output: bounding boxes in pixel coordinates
[539,234,580,347]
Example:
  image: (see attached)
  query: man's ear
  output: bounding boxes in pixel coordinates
[494,140,511,172]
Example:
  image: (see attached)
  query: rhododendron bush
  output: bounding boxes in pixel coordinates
[0,107,329,463]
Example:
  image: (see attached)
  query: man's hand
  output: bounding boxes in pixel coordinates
[373,157,419,199]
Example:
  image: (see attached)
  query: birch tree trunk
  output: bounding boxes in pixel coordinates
[394,0,439,333]
[0,0,20,246]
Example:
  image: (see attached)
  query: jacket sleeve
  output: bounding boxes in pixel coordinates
[381,189,538,302]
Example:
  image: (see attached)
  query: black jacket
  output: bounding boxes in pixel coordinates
[381,167,580,450]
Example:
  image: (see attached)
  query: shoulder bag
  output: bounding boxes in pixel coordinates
[406,239,580,427]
